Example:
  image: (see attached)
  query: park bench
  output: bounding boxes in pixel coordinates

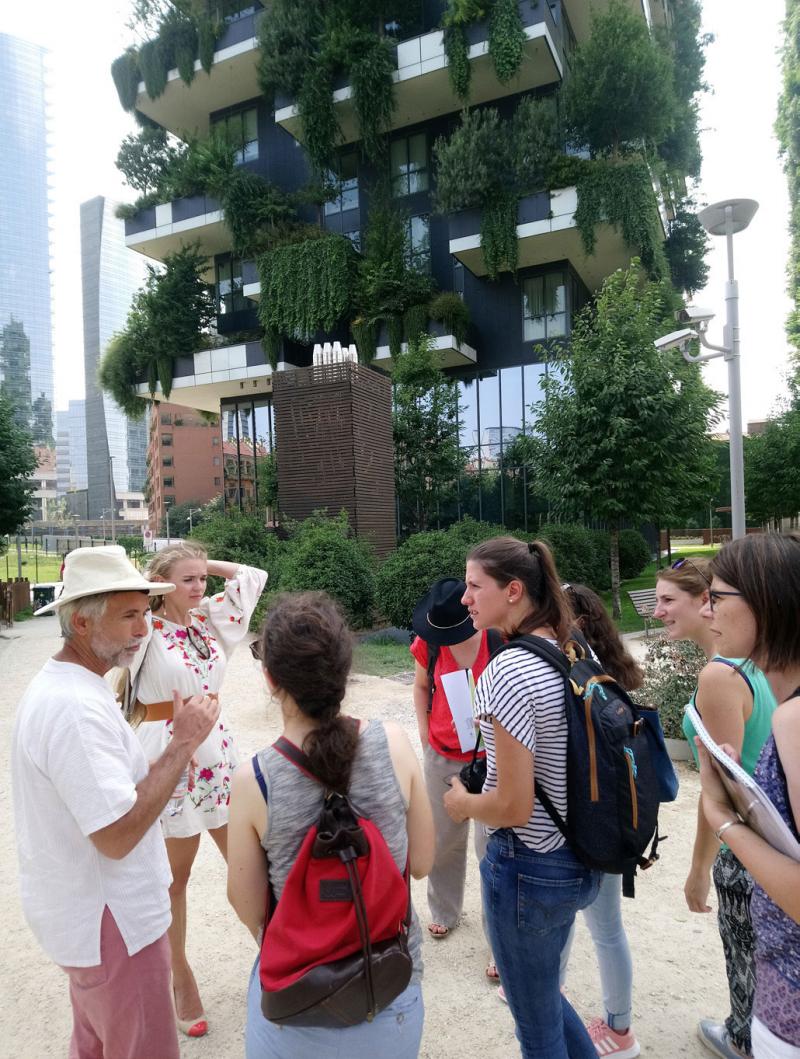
[627,588,659,638]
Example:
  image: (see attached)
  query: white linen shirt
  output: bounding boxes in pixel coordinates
[12,659,171,967]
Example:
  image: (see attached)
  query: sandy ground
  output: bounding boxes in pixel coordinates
[0,618,729,1059]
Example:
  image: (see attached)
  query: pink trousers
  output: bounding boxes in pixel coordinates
[60,907,179,1059]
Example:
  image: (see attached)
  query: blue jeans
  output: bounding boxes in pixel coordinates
[560,872,633,1031]
[245,957,424,1059]
[481,829,601,1059]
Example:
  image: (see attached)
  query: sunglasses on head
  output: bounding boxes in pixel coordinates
[670,557,711,585]
[248,639,262,661]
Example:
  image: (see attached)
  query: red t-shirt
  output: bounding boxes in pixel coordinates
[409,632,492,761]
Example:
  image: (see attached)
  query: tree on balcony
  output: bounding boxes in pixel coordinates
[533,263,720,618]
[99,246,215,415]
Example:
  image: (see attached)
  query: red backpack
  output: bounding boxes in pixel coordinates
[253,733,412,1028]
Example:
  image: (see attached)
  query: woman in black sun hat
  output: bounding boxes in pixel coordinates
[409,577,502,978]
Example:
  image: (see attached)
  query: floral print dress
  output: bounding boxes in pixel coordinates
[132,564,267,839]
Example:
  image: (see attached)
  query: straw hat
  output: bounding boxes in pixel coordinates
[34,545,175,615]
[411,577,477,647]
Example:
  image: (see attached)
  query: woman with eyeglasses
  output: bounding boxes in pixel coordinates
[654,556,777,1059]
[130,541,267,1038]
[695,533,800,1058]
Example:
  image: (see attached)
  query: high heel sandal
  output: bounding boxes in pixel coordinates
[171,977,208,1038]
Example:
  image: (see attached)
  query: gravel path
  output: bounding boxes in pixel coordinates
[1,617,727,1058]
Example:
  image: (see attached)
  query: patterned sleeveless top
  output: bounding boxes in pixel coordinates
[751,733,800,1046]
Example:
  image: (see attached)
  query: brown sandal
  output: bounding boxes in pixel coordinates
[427,923,450,938]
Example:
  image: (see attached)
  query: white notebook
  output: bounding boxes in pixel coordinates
[685,704,800,862]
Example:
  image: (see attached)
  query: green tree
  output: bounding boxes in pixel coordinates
[562,0,676,158]
[534,264,721,617]
[0,393,37,535]
[116,125,186,195]
[777,0,800,377]
[392,333,466,534]
[744,410,800,526]
[160,497,209,537]
[99,245,215,414]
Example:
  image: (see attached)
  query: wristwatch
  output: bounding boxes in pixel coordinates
[714,818,741,843]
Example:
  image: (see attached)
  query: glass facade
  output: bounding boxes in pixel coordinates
[397,361,552,535]
[0,34,53,441]
[81,196,150,518]
[220,398,275,514]
[55,401,88,494]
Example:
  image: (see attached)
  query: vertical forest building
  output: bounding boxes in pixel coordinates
[107,0,705,546]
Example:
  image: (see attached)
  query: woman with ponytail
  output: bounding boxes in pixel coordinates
[227,592,434,1059]
[444,538,601,1058]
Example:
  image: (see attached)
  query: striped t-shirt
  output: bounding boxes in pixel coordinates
[474,640,568,852]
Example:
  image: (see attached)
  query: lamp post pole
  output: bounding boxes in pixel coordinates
[188,507,202,534]
[723,211,746,541]
[108,456,117,544]
[681,198,758,541]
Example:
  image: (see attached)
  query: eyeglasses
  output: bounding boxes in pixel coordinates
[670,558,712,585]
[186,625,211,661]
[248,639,262,661]
[708,589,743,611]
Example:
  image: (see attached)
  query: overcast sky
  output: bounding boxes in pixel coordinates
[0,0,791,425]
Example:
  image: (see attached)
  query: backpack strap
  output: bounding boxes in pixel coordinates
[272,717,361,787]
[252,754,269,804]
[490,633,572,678]
[272,736,322,783]
[426,643,440,713]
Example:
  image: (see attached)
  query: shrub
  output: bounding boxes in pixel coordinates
[538,522,610,591]
[279,511,375,628]
[639,636,706,741]
[376,529,466,629]
[617,528,651,580]
[375,519,509,629]
[190,511,281,573]
[428,291,470,347]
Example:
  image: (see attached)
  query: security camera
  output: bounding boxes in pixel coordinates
[675,305,716,327]
[654,327,698,352]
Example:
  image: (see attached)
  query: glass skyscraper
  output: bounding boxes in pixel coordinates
[0,33,54,441]
[81,196,149,518]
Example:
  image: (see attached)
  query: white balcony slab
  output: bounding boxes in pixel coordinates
[276,22,561,144]
[374,334,477,372]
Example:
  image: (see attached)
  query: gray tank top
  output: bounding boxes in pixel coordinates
[255,719,423,982]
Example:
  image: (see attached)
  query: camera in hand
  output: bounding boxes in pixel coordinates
[459,756,486,795]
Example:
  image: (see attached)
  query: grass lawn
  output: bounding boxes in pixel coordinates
[2,548,63,583]
[352,638,413,678]
[601,544,719,633]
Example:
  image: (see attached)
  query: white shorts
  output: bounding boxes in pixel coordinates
[752,1017,800,1059]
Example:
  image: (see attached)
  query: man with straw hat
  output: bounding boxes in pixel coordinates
[12,546,220,1059]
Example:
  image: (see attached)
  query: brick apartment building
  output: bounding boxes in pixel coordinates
[146,402,224,530]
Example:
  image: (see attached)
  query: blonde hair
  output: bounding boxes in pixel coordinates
[655,556,712,599]
[144,541,208,611]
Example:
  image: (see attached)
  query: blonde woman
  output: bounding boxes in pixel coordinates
[130,541,267,1037]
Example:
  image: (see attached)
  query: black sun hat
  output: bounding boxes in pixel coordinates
[412,577,476,647]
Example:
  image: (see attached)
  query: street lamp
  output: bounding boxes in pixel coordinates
[100,508,113,543]
[108,456,117,544]
[188,507,202,534]
[656,198,759,541]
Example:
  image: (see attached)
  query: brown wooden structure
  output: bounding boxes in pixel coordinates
[272,362,396,557]
[0,579,31,626]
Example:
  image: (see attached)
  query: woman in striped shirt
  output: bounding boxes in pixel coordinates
[444,537,600,1059]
